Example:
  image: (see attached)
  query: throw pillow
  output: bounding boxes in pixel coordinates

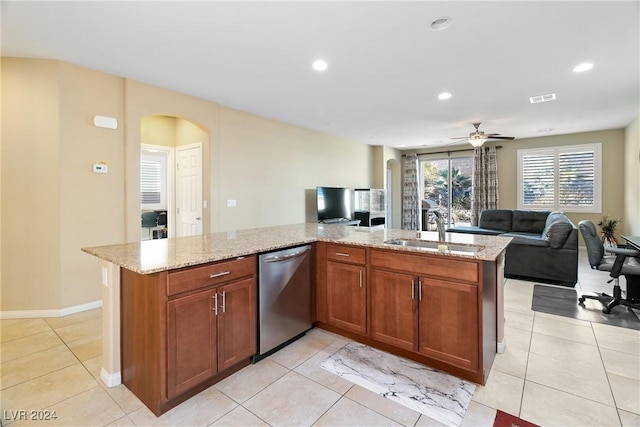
[544,221,573,248]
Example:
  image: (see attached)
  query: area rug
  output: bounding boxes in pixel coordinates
[320,342,475,427]
[493,410,539,427]
[532,284,640,330]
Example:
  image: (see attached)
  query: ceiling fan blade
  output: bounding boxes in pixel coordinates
[450,136,470,140]
[487,136,515,140]
[486,133,502,136]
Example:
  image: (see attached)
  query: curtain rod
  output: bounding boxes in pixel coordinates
[401,145,502,157]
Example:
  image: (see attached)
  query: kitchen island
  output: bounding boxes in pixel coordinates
[83,223,511,415]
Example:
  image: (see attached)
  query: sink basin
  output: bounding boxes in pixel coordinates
[384,239,483,254]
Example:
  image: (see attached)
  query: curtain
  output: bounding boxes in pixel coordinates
[471,146,499,226]
[402,153,420,230]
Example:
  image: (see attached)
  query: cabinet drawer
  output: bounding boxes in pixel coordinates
[370,249,479,283]
[326,244,366,265]
[168,255,256,296]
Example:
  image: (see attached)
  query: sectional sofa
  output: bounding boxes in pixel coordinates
[447,209,578,286]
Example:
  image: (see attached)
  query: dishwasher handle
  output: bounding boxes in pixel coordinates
[262,246,310,263]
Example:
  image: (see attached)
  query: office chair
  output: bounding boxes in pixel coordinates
[141,211,159,238]
[578,220,640,314]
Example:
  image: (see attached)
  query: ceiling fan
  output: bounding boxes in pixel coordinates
[451,122,515,147]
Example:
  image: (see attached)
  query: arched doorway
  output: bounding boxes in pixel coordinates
[140,115,209,240]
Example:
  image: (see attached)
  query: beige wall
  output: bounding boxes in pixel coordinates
[1,58,374,313]
[141,115,176,147]
[217,106,372,230]
[624,115,640,236]
[1,58,124,311]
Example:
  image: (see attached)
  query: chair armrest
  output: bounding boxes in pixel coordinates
[606,247,640,257]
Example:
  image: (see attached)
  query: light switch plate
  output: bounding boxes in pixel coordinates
[227,199,237,207]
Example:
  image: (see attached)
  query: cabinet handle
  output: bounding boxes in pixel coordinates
[221,291,226,313]
[210,271,231,279]
[418,280,423,301]
[213,293,218,315]
[359,270,363,288]
[411,279,415,300]
[335,252,350,257]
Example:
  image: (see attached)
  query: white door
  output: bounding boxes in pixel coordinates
[176,143,203,236]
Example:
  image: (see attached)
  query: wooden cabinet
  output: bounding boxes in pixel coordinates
[370,269,416,351]
[323,243,367,334]
[167,289,217,397]
[417,277,479,371]
[327,260,367,334]
[369,250,481,371]
[167,276,256,399]
[217,278,256,371]
[121,255,256,415]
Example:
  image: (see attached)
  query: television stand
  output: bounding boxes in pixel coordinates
[319,218,361,226]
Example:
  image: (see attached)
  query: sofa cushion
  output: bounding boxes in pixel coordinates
[542,211,574,248]
[511,210,549,233]
[501,232,550,247]
[478,209,513,232]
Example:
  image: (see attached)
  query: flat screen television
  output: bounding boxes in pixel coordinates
[316,186,351,222]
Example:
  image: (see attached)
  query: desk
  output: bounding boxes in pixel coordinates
[621,235,640,301]
[622,235,640,251]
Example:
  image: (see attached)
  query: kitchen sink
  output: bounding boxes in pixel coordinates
[384,239,483,254]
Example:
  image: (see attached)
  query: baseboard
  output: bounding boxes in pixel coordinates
[0,300,102,319]
[100,368,121,388]
[497,338,506,354]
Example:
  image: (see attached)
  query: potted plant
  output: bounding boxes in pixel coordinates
[598,215,621,248]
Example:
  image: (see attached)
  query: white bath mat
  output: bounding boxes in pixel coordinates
[320,342,475,427]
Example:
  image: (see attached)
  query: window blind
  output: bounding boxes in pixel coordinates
[518,143,601,212]
[141,159,161,204]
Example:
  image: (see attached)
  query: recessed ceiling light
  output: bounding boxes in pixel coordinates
[430,16,453,31]
[312,59,328,71]
[537,127,553,133]
[573,62,594,73]
[438,92,452,100]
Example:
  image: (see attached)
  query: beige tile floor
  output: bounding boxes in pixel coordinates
[1,250,639,426]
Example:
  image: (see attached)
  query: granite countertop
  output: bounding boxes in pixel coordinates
[82,223,512,274]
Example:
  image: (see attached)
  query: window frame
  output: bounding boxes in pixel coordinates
[517,143,602,213]
[141,144,174,211]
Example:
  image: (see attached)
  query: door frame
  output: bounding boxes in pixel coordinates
[141,144,175,238]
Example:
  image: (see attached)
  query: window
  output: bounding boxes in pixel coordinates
[419,155,474,229]
[140,148,169,210]
[517,143,601,212]
[141,159,162,204]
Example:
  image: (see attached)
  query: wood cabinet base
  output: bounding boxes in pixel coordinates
[136,358,250,417]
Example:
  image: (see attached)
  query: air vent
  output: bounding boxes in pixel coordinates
[529,93,557,104]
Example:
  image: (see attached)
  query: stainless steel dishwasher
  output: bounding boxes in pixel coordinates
[255,245,312,361]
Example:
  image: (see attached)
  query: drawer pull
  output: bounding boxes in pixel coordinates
[209,271,231,279]
[335,252,350,257]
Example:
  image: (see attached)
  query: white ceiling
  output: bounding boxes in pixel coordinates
[2,1,639,149]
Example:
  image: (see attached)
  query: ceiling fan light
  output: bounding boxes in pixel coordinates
[469,138,486,147]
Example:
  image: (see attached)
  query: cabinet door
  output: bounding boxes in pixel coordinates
[370,269,417,351]
[326,261,367,334]
[417,277,479,371]
[217,277,257,371]
[167,290,217,398]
